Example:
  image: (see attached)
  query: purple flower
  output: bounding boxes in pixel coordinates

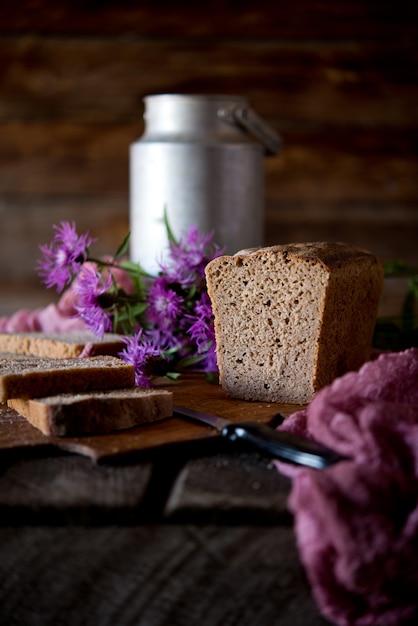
[147,277,184,329]
[160,225,223,286]
[37,221,96,292]
[72,265,113,337]
[119,329,164,387]
[186,292,218,371]
[36,217,221,379]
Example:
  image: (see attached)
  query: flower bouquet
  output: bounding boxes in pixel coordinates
[36,217,223,386]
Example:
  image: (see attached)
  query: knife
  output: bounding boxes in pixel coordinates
[173,405,349,470]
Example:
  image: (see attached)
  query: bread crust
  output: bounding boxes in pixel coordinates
[8,387,173,436]
[0,332,125,359]
[0,356,135,402]
[205,242,384,404]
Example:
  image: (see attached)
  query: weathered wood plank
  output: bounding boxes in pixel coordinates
[0,453,153,524]
[165,450,292,524]
[0,0,417,40]
[0,447,291,524]
[0,122,133,195]
[264,208,418,266]
[2,124,417,202]
[0,525,330,626]
[268,129,418,206]
[0,38,417,127]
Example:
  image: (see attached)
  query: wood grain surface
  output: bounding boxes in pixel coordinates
[0,375,301,462]
[0,525,330,626]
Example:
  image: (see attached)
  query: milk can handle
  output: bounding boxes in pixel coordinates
[218,106,281,156]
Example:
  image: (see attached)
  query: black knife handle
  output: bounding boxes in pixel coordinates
[221,421,349,470]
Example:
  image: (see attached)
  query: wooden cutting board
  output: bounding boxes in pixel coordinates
[0,375,302,462]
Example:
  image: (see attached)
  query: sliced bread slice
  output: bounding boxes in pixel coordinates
[8,387,173,436]
[0,331,125,359]
[0,356,135,402]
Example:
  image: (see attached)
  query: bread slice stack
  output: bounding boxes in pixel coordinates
[0,335,173,436]
[205,241,384,404]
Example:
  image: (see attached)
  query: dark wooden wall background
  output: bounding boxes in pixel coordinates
[1,0,418,313]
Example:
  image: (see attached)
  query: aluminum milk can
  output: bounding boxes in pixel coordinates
[130,94,281,273]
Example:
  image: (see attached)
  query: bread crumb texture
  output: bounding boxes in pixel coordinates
[0,332,125,358]
[8,387,173,436]
[205,242,384,404]
[0,356,135,402]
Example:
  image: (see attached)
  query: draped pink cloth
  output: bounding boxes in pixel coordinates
[0,286,87,333]
[276,349,418,625]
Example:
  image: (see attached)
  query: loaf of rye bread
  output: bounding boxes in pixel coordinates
[0,331,125,359]
[8,387,173,436]
[0,356,135,402]
[205,242,384,404]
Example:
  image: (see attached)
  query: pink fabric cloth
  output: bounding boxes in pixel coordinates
[276,349,418,625]
[0,285,87,334]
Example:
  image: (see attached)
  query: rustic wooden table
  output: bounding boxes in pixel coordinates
[0,373,331,626]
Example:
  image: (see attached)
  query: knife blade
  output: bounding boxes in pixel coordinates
[173,404,349,470]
